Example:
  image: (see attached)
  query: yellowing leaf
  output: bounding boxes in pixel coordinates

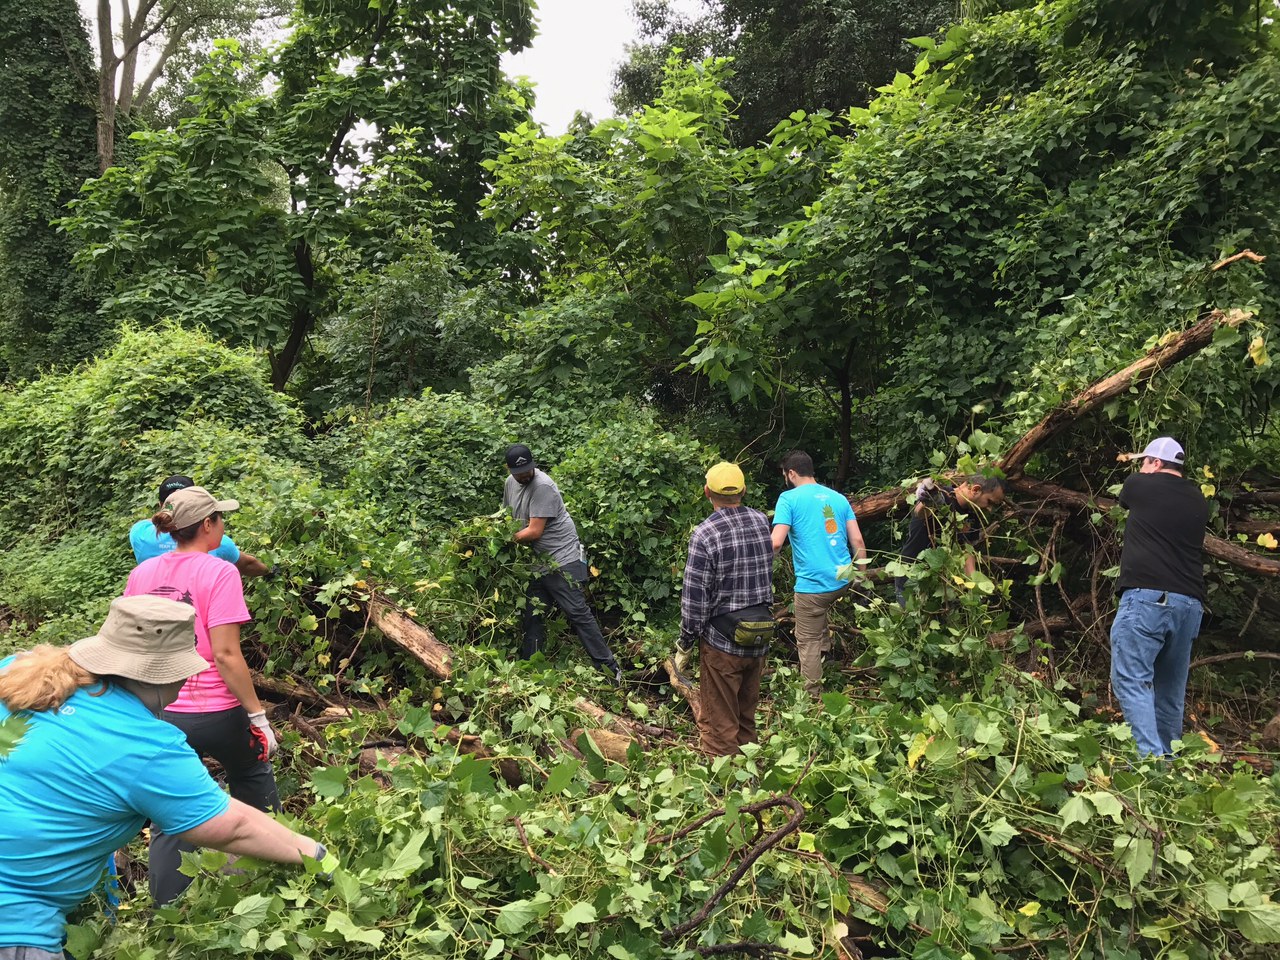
[317,653,331,666]
[907,732,932,770]
[354,579,368,590]
[1248,336,1270,367]
[361,558,372,568]
[1257,533,1278,550]
[463,549,474,558]
[1200,483,1216,498]
[1018,901,1041,917]
[1202,465,1215,479]
[589,565,601,578]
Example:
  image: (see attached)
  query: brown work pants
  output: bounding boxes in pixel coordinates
[698,643,766,756]
[793,583,850,697]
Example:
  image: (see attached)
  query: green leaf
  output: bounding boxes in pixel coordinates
[1114,835,1155,888]
[777,930,815,954]
[556,900,597,932]
[496,897,549,936]
[1086,791,1124,823]
[1059,794,1093,829]
[382,829,430,879]
[484,938,506,959]
[1236,902,1280,943]
[232,893,272,926]
[310,765,350,799]
[981,816,1018,848]
[325,909,385,946]
[543,758,581,795]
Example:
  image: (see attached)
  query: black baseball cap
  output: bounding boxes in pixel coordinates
[505,444,535,473]
[157,474,195,505]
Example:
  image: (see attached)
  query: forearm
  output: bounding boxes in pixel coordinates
[213,644,263,713]
[179,799,317,864]
[964,554,977,576]
[236,552,270,578]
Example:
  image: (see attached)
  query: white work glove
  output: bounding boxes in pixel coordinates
[247,710,278,761]
[915,477,937,500]
[674,649,691,673]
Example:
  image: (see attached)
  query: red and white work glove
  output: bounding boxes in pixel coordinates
[247,710,278,761]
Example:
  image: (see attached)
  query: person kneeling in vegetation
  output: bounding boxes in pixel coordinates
[895,474,1008,606]
[130,473,269,578]
[675,462,775,756]
[125,485,283,904]
[0,596,325,960]
[502,444,624,682]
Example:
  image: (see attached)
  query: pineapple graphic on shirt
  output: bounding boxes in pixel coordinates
[822,504,838,535]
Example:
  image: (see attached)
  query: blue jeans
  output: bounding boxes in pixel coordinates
[1110,588,1203,756]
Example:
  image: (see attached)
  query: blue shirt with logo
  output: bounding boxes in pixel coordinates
[774,483,857,593]
[129,519,240,565]
[0,657,230,950]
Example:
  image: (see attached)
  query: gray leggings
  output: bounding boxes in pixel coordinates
[0,948,66,960]
[150,705,280,904]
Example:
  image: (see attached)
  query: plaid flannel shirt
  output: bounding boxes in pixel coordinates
[679,505,774,658]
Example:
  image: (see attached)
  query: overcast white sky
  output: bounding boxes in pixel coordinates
[82,0,702,133]
[504,0,644,133]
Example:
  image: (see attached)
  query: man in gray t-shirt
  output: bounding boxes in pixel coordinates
[502,444,621,680]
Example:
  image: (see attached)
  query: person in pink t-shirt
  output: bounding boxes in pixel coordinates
[124,485,281,905]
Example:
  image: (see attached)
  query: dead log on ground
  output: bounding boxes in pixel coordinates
[436,724,525,787]
[366,592,453,679]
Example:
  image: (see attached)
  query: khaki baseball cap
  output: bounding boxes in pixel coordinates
[706,462,746,495]
[160,485,239,529]
[68,595,207,684]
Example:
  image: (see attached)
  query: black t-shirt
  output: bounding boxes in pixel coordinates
[900,486,984,562]
[1116,472,1208,602]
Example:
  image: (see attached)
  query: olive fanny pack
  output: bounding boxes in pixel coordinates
[710,604,775,648]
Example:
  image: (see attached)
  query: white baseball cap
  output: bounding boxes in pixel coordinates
[1131,436,1185,466]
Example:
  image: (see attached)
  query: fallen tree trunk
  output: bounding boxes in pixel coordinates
[999,308,1247,477]
[367,593,453,679]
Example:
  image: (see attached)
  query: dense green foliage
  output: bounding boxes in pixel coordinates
[614,0,958,145]
[61,0,537,390]
[0,0,105,375]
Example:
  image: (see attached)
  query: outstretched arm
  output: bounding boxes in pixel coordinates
[235,552,270,578]
[178,798,320,864]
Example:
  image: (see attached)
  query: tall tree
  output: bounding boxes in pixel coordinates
[614,0,957,144]
[63,0,535,390]
[0,0,104,376]
[89,0,288,170]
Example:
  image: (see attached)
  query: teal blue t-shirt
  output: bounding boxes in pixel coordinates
[774,483,857,593]
[129,518,240,565]
[0,657,230,951]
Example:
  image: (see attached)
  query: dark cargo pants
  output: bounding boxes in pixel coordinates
[522,560,618,671]
[150,705,281,904]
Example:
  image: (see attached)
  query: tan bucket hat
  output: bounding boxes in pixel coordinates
[161,485,240,529]
[68,595,207,684]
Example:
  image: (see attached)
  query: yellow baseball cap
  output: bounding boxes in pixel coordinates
[705,462,746,495]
